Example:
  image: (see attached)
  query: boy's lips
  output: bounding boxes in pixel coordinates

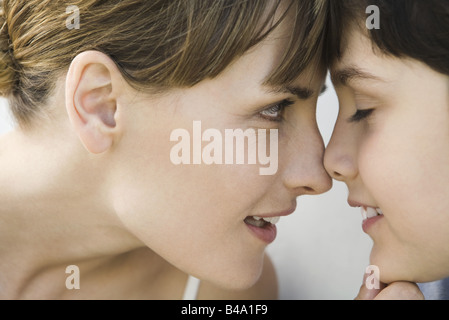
[348,200,384,233]
[360,206,383,220]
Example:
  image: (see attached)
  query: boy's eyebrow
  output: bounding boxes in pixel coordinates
[331,67,382,87]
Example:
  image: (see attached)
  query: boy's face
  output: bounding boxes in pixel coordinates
[325,27,449,283]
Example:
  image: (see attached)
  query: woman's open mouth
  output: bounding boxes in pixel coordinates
[244,216,280,244]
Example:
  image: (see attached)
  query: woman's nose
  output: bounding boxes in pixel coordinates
[282,129,332,196]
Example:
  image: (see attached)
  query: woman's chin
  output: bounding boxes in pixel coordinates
[202,262,264,291]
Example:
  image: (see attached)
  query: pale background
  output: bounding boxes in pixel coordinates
[0,75,373,299]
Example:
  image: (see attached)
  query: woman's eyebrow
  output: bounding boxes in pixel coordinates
[331,66,383,87]
[265,85,315,100]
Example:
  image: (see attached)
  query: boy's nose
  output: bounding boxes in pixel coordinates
[324,122,358,182]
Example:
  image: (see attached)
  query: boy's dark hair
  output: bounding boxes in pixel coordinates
[327,0,449,76]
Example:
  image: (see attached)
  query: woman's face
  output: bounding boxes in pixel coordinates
[108,25,331,289]
[325,28,449,283]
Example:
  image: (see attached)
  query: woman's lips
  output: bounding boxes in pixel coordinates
[244,219,277,244]
[244,206,295,244]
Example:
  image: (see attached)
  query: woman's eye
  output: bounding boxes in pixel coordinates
[349,108,375,123]
[259,99,294,122]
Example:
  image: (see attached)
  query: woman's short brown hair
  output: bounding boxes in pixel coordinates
[0,0,328,127]
[327,0,449,76]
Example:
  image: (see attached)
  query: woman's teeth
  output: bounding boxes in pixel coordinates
[253,216,280,224]
[361,207,383,220]
[245,216,280,227]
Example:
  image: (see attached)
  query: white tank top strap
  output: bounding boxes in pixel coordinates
[182,275,201,300]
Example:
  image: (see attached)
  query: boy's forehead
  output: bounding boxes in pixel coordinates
[330,28,381,84]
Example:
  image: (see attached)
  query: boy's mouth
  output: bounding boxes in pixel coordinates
[361,207,383,221]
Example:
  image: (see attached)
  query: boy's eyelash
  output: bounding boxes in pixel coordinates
[259,99,295,122]
[349,109,374,123]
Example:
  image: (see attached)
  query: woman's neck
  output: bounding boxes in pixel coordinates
[0,129,152,299]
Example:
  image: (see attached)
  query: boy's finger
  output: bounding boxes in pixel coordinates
[374,282,424,300]
[355,272,386,300]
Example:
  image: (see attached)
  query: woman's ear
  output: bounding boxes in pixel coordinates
[65,51,124,154]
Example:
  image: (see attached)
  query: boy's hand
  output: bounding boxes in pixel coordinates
[355,274,424,300]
